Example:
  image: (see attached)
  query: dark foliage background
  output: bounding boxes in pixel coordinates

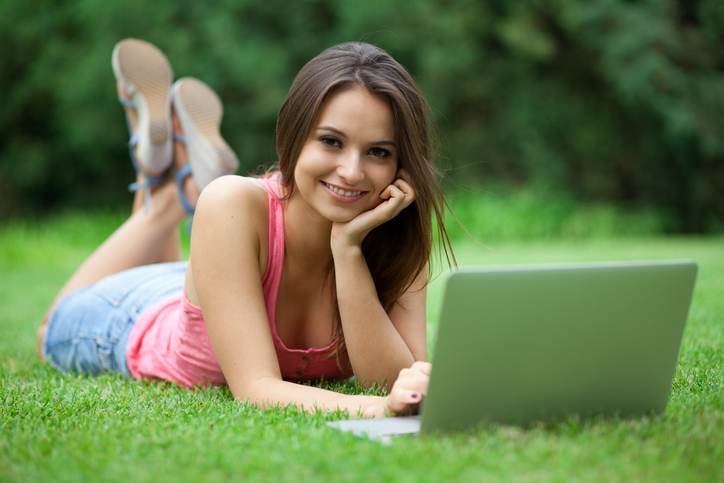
[1,0,722,232]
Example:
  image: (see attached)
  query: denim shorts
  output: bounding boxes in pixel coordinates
[43,261,187,377]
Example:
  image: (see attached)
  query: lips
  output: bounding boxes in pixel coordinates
[320,181,367,202]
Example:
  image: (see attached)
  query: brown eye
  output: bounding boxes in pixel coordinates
[320,136,342,148]
[369,147,391,158]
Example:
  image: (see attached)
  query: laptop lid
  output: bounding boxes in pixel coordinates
[420,260,697,433]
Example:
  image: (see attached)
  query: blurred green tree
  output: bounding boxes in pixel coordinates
[1,0,722,231]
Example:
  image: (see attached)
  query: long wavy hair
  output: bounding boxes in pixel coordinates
[274,42,456,369]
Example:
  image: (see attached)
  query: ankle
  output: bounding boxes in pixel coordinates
[143,180,187,223]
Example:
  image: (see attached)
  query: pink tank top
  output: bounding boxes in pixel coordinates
[125,174,353,388]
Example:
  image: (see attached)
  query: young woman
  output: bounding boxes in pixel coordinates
[37,39,455,419]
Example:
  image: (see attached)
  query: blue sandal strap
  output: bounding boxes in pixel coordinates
[175,164,196,216]
[127,132,165,213]
[128,172,165,214]
[127,133,141,173]
[119,98,166,213]
[118,96,136,108]
[175,164,195,235]
[173,133,187,144]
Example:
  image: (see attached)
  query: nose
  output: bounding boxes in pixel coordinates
[336,151,364,185]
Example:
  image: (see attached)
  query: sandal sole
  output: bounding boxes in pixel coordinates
[112,38,173,175]
[172,77,239,191]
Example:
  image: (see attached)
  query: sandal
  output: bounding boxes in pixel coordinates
[171,77,239,218]
[112,38,174,209]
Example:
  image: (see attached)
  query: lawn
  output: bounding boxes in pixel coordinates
[1,211,722,482]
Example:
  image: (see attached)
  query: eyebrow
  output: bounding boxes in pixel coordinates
[317,126,396,147]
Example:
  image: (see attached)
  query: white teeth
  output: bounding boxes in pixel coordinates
[324,182,363,197]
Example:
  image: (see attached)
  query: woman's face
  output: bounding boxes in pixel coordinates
[292,84,399,223]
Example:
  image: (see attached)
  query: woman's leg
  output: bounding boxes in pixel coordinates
[36,180,186,354]
[155,112,199,263]
[65,182,187,293]
[36,96,199,357]
[51,84,198,303]
[131,109,197,263]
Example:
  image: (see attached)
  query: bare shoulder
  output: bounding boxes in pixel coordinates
[196,175,268,216]
[185,175,270,303]
[193,175,269,246]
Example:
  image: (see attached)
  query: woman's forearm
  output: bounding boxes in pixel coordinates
[243,377,386,418]
[332,245,415,391]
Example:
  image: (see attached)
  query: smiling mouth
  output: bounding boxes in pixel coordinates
[320,181,367,200]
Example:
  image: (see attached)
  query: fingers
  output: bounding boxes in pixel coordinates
[406,390,422,404]
[396,366,430,396]
[410,360,432,376]
[382,179,411,197]
[379,184,394,200]
[386,389,423,415]
[393,180,415,204]
[385,361,433,416]
[399,362,432,379]
[340,171,416,244]
[387,184,405,202]
[379,182,414,213]
[377,186,406,216]
[396,169,416,199]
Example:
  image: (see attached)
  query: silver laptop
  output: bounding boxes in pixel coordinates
[327,260,697,442]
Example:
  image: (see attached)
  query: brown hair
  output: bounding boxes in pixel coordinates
[274,42,456,369]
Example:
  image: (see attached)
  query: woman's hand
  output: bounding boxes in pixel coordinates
[382,361,431,417]
[330,169,415,253]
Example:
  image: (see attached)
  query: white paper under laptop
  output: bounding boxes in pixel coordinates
[326,415,421,443]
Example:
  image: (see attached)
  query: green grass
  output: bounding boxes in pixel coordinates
[443,187,670,241]
[1,211,722,482]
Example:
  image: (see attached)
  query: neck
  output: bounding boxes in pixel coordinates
[283,190,334,275]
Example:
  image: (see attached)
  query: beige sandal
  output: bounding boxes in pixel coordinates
[171,77,239,194]
[112,38,173,176]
